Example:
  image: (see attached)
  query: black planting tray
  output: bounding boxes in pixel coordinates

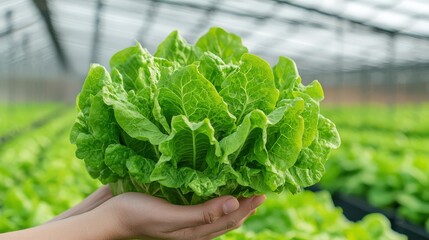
[306,185,429,240]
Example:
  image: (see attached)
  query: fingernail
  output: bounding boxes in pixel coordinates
[251,195,266,209]
[223,198,239,214]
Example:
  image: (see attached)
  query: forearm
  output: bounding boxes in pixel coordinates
[0,203,124,240]
[46,185,112,223]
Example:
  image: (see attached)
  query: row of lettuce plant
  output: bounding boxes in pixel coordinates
[0,109,99,231]
[321,104,429,233]
[219,191,405,240]
[0,103,61,136]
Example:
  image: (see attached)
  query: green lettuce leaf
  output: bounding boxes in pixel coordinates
[158,64,236,135]
[196,27,248,63]
[155,30,201,65]
[273,56,299,98]
[219,53,279,123]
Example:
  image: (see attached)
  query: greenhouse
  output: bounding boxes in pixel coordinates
[0,0,428,239]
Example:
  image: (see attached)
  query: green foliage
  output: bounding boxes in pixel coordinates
[321,105,429,232]
[71,27,340,204]
[0,103,60,136]
[0,109,99,231]
[217,191,406,240]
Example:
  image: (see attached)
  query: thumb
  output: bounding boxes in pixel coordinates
[169,196,240,229]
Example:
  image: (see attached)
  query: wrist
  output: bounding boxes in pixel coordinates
[103,195,134,239]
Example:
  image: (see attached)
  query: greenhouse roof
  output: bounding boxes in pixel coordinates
[1,0,429,77]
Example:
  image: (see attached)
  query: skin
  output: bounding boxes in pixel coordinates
[0,186,265,240]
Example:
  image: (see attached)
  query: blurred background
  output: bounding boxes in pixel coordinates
[0,0,428,239]
[1,0,429,103]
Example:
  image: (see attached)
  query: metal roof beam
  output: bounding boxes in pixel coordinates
[32,0,70,72]
[90,0,103,64]
[186,0,222,42]
[136,0,160,45]
[273,0,429,39]
[356,0,429,21]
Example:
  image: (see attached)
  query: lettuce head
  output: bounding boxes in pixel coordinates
[70,27,340,204]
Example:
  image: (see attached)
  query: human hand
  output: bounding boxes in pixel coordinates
[1,187,264,240]
[105,192,266,240]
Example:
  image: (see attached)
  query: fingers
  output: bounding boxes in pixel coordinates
[165,196,239,230]
[175,195,265,239]
[204,207,257,239]
[197,195,265,236]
